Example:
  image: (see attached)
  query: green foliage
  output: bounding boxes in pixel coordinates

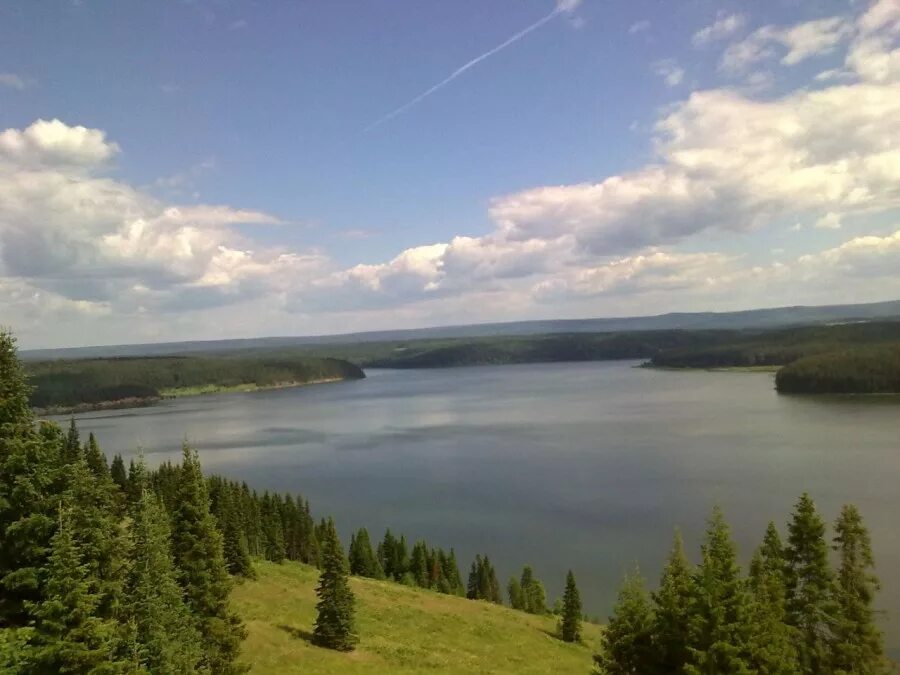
[0,330,33,427]
[776,344,900,394]
[559,570,582,643]
[348,528,384,579]
[507,577,524,610]
[518,566,547,615]
[123,485,202,673]
[684,506,753,675]
[25,510,121,673]
[593,569,655,675]
[830,505,886,674]
[466,555,501,604]
[313,518,357,652]
[170,444,246,673]
[747,523,800,674]
[25,351,366,411]
[785,493,836,673]
[651,530,694,673]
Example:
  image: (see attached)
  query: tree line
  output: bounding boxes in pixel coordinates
[594,498,888,674]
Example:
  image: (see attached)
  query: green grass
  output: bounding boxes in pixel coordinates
[233,561,603,674]
[159,377,344,398]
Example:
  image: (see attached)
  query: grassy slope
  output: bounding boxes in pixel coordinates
[233,561,602,674]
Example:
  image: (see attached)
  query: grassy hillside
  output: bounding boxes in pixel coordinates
[26,352,365,412]
[233,561,602,674]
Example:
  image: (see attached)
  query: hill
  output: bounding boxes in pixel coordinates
[20,298,900,360]
[233,561,602,674]
[26,352,365,413]
[775,344,900,394]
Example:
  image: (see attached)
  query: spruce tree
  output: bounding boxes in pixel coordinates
[651,530,694,673]
[170,444,245,673]
[348,528,383,579]
[559,570,582,643]
[83,433,109,479]
[520,565,547,615]
[747,523,800,674]
[110,454,128,492]
[830,505,886,673]
[260,492,285,563]
[63,418,82,464]
[219,485,255,578]
[684,506,753,675]
[0,331,62,625]
[593,569,655,674]
[26,511,120,673]
[312,518,357,652]
[784,493,835,673]
[410,541,429,588]
[124,485,202,673]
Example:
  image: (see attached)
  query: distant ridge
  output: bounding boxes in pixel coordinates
[21,298,900,361]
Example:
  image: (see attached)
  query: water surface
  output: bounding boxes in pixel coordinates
[59,361,900,646]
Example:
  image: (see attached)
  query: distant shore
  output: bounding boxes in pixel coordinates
[35,376,352,416]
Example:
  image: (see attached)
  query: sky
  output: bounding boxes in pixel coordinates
[1,0,900,348]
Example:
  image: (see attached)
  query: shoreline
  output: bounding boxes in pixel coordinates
[34,376,356,416]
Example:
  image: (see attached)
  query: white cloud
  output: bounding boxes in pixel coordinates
[814,212,843,229]
[721,17,852,73]
[692,12,745,47]
[628,20,650,35]
[0,73,27,90]
[652,59,685,87]
[0,119,120,167]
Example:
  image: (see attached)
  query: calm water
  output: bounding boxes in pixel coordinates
[57,361,900,646]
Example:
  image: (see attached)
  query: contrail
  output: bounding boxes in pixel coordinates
[365,3,574,132]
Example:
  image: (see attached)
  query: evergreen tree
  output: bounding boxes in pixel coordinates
[124,485,202,673]
[312,518,357,652]
[170,444,246,673]
[747,523,800,674]
[593,569,655,675]
[83,433,109,479]
[830,505,886,673]
[26,511,120,673]
[784,493,835,673]
[508,577,525,610]
[219,485,255,579]
[651,530,694,673]
[110,454,128,492]
[348,528,383,579]
[410,541,429,588]
[63,418,82,464]
[0,332,62,626]
[443,548,464,596]
[520,565,547,615]
[684,506,753,675]
[260,492,285,563]
[559,570,582,643]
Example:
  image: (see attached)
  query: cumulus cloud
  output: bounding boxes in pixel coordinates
[0,119,120,167]
[692,12,745,47]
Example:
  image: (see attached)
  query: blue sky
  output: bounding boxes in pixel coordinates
[1,0,899,347]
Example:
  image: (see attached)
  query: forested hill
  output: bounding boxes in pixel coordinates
[26,352,365,413]
[775,345,900,394]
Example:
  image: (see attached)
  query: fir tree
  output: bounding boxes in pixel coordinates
[559,570,582,643]
[830,505,886,673]
[260,492,285,563]
[312,518,357,652]
[410,541,429,588]
[110,454,128,492]
[124,485,202,673]
[593,569,655,675]
[0,332,61,625]
[747,523,800,674]
[26,510,120,673]
[170,444,246,673]
[83,433,109,479]
[651,530,694,673]
[520,565,547,615]
[63,418,82,464]
[348,528,383,579]
[684,506,753,675]
[219,485,255,579]
[784,493,835,673]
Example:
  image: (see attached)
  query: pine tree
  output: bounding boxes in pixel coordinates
[559,570,582,643]
[684,506,753,675]
[443,548,464,596]
[26,510,120,673]
[784,493,835,673]
[651,530,694,673]
[747,523,800,674]
[593,569,655,674]
[520,565,547,615]
[467,557,480,600]
[410,541,429,587]
[830,505,886,673]
[260,492,285,563]
[124,484,202,673]
[0,330,33,427]
[219,485,255,578]
[170,444,246,673]
[63,418,82,464]
[312,518,357,652]
[83,433,109,479]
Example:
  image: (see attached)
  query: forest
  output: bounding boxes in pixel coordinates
[775,344,900,394]
[25,353,365,413]
[0,329,892,673]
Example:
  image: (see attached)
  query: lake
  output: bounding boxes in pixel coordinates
[57,361,900,647]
